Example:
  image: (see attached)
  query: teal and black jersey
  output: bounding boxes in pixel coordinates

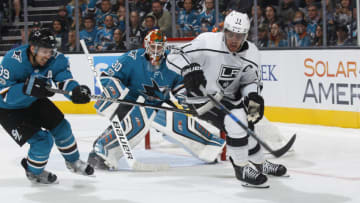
[102,48,184,106]
[0,45,80,109]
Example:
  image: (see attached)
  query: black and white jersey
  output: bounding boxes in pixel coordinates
[167,32,261,101]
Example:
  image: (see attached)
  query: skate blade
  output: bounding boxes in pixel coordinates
[241,182,270,188]
[30,179,59,185]
[268,173,290,178]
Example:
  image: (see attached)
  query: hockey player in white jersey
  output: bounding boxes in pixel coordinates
[166,11,287,188]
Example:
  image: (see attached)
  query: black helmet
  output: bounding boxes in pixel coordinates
[29,28,57,49]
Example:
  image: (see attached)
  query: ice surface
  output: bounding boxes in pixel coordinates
[0,115,359,203]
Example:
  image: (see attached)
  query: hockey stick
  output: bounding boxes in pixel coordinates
[79,40,169,171]
[47,87,197,115]
[206,94,296,158]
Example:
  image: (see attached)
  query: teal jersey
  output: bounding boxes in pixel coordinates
[0,45,79,109]
[102,48,183,106]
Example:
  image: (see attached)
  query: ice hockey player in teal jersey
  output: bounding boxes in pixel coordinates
[0,28,95,184]
[88,29,225,170]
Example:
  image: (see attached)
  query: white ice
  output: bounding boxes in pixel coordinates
[0,114,360,203]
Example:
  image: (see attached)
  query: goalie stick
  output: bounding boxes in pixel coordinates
[206,94,296,158]
[79,39,169,171]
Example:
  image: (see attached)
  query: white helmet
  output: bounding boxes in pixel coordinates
[224,11,250,34]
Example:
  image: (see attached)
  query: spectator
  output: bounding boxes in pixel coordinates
[198,0,223,33]
[177,0,200,37]
[325,0,337,46]
[92,0,119,28]
[107,28,126,51]
[95,14,115,51]
[146,0,172,37]
[142,14,159,36]
[263,5,278,30]
[312,24,323,46]
[335,25,352,46]
[334,0,352,27]
[350,7,357,44]
[133,0,152,21]
[80,15,98,51]
[13,0,21,24]
[268,22,288,47]
[248,4,265,42]
[57,6,72,31]
[52,18,69,51]
[306,4,321,43]
[257,24,269,48]
[113,0,125,12]
[67,0,88,19]
[226,0,253,13]
[284,10,305,35]
[70,7,84,30]
[288,19,311,47]
[116,5,126,31]
[65,29,77,52]
[125,11,144,50]
[279,0,298,26]
[299,0,318,17]
[160,0,172,12]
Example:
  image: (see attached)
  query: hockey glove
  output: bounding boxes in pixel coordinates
[71,85,91,104]
[244,92,264,124]
[23,75,55,98]
[181,63,207,96]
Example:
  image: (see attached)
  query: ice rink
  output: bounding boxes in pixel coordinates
[0,114,359,203]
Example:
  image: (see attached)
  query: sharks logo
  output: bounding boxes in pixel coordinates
[12,50,22,63]
[142,79,169,101]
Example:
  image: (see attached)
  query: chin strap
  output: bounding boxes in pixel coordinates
[30,46,40,67]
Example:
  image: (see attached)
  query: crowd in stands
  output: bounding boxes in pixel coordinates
[0,0,359,52]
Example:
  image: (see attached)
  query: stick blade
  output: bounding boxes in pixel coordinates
[271,134,296,158]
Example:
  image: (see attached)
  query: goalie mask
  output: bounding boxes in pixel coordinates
[223,11,250,52]
[144,29,167,67]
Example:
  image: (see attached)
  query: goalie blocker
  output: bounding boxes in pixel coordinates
[88,76,225,169]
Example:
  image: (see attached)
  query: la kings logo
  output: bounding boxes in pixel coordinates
[11,129,22,142]
[217,65,241,90]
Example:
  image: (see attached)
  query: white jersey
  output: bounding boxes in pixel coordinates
[167,32,261,101]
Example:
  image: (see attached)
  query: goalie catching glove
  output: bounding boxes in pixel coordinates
[181,63,207,97]
[243,92,264,124]
[71,85,91,104]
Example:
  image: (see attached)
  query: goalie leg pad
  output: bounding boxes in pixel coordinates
[153,110,225,163]
[94,76,129,118]
[92,104,155,169]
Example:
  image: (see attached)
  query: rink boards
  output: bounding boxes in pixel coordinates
[1,49,359,128]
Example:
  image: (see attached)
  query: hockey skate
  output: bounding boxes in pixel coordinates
[87,150,112,170]
[65,159,95,176]
[251,160,288,177]
[21,158,58,184]
[229,157,269,188]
